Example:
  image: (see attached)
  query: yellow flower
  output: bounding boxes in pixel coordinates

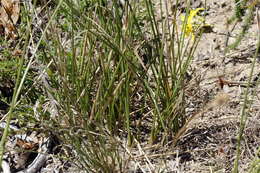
[181,8,206,40]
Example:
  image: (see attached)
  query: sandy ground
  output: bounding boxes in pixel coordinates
[170,0,260,172]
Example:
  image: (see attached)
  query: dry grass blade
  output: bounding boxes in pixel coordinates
[257,7,260,37]
[0,0,20,38]
[135,139,154,172]
[173,92,230,146]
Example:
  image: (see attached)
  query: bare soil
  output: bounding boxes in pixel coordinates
[167,0,260,172]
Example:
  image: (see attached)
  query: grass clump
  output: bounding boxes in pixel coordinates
[32,0,204,171]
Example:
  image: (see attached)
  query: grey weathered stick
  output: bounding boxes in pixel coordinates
[2,160,11,173]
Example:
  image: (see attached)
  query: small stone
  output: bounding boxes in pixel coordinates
[221,2,227,8]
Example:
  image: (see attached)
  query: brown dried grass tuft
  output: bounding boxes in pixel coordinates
[173,92,230,146]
